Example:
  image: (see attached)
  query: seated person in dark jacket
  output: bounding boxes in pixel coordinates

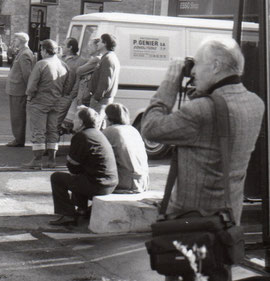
[49,106,118,226]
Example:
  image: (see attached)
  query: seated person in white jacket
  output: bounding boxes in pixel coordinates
[103,103,149,193]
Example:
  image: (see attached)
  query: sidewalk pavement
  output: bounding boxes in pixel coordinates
[0,143,69,170]
[0,143,268,280]
[0,143,70,216]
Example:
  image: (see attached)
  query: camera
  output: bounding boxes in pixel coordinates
[182,57,195,77]
[178,57,195,107]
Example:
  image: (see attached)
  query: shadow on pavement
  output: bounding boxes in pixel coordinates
[0,145,69,170]
[0,214,90,234]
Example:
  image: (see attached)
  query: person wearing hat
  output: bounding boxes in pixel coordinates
[88,33,120,129]
[23,39,69,169]
[6,32,34,147]
[103,103,149,193]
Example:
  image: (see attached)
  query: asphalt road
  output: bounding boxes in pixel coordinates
[0,230,163,281]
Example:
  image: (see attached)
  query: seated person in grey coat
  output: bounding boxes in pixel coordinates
[49,106,118,226]
[103,103,149,193]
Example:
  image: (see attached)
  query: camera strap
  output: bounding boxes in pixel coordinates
[182,75,241,105]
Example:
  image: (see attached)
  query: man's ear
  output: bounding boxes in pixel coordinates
[212,59,222,74]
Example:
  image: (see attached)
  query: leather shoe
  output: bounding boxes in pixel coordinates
[49,216,77,226]
[6,140,24,147]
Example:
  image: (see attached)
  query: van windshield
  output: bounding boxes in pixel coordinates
[70,25,83,42]
[80,25,98,59]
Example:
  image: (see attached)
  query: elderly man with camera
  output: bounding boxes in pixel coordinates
[142,37,264,281]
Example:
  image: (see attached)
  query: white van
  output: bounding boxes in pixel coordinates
[66,12,258,158]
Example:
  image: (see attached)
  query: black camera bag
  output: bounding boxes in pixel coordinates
[145,94,245,277]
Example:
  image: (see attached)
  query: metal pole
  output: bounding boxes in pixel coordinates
[260,0,270,261]
[233,0,244,44]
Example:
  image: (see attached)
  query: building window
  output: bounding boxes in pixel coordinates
[81,1,104,14]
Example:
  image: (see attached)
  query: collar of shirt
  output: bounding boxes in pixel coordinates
[64,55,78,62]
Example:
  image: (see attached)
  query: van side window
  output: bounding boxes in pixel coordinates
[80,25,98,59]
[70,25,83,42]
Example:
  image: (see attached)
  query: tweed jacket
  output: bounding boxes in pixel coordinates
[6,46,34,96]
[142,79,265,225]
[88,51,120,102]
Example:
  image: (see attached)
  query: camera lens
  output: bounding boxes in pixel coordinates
[183,57,194,77]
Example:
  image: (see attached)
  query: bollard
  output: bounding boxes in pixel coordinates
[0,46,3,67]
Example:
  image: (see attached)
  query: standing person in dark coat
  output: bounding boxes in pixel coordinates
[6,32,34,147]
[142,37,264,281]
[49,106,118,226]
[88,33,120,128]
[57,37,86,134]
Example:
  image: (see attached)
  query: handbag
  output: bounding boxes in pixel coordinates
[145,94,245,277]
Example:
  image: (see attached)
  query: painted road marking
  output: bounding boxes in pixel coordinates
[90,247,145,262]
[0,257,78,267]
[0,233,37,242]
[0,259,85,271]
[43,232,98,240]
[0,232,146,271]
[0,247,146,271]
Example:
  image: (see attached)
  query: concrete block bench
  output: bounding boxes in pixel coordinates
[89,191,163,234]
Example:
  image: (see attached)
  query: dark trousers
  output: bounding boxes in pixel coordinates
[57,96,72,132]
[51,172,115,216]
[9,95,27,145]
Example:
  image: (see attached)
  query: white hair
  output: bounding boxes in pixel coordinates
[14,32,29,43]
[198,37,245,76]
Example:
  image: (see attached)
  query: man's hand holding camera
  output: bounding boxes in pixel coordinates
[164,58,184,84]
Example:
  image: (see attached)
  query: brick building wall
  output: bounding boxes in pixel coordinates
[47,0,81,46]
[1,0,30,44]
[1,0,163,47]
[105,0,161,15]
